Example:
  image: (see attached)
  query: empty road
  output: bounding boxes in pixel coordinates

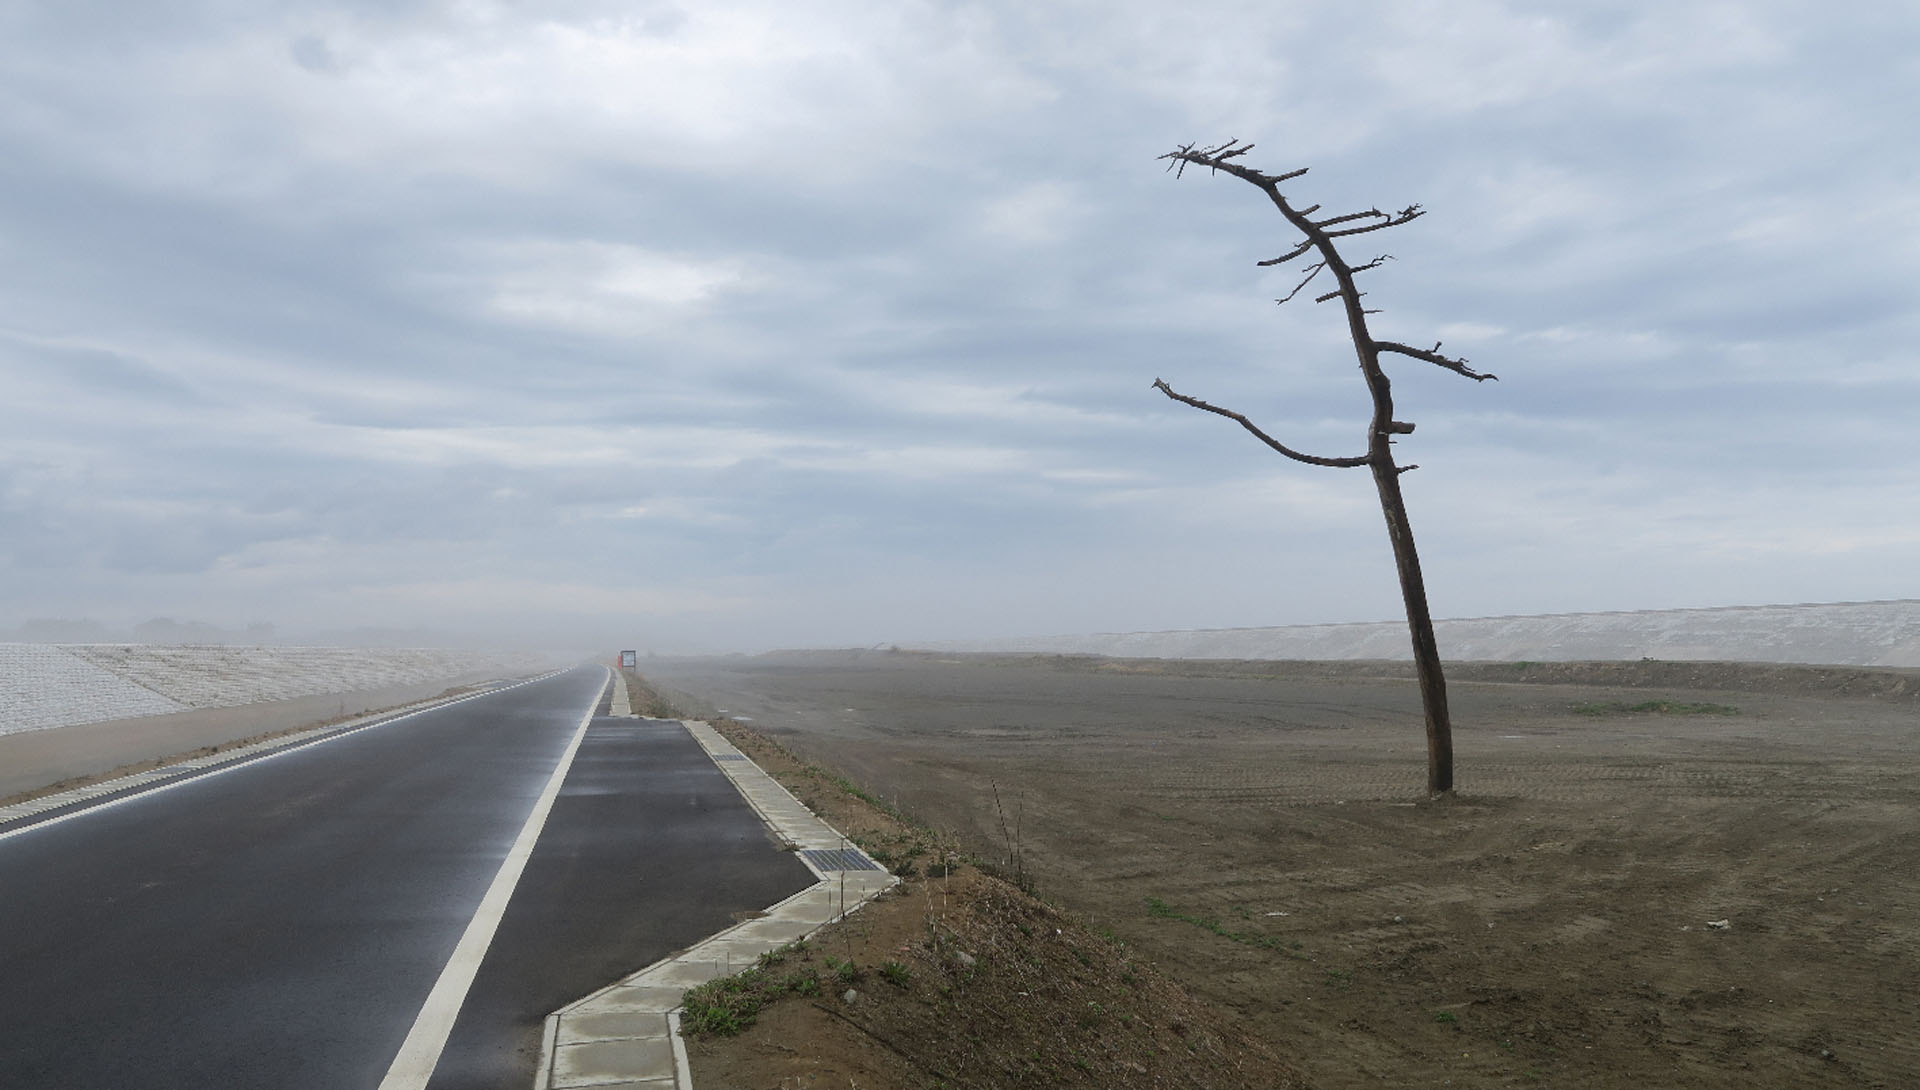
[0,665,814,1089]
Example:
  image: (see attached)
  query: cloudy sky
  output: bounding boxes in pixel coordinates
[2,2,1915,652]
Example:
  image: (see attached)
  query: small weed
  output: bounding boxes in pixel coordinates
[824,956,861,985]
[834,775,884,808]
[1325,967,1353,991]
[1146,896,1304,957]
[991,782,1029,892]
[879,960,912,987]
[1433,1010,1459,1024]
[680,940,832,1037]
[680,970,766,1035]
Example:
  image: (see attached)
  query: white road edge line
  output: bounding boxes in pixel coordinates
[377,665,611,1090]
[0,670,568,845]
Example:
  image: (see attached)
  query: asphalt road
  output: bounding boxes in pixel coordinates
[0,665,814,1090]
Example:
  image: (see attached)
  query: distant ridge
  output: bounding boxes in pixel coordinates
[912,599,1920,668]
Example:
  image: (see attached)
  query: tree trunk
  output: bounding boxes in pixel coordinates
[1370,461,1454,795]
[1155,140,1487,798]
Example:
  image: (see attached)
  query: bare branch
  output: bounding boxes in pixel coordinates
[1351,254,1394,273]
[1152,378,1368,468]
[1313,289,1344,303]
[1160,140,1250,178]
[1201,139,1254,160]
[1255,240,1314,267]
[1326,220,1399,237]
[1375,340,1498,381]
[1162,142,1306,187]
[1315,208,1387,229]
[1276,261,1327,304]
[1327,205,1425,237]
[1160,139,1256,179]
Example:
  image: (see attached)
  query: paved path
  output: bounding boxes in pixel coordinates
[535,719,897,1089]
[0,666,814,1089]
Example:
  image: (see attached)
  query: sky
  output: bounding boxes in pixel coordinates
[1,1,1916,653]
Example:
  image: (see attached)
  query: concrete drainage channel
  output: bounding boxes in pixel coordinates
[533,674,896,1090]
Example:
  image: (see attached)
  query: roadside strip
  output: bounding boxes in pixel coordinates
[609,670,633,717]
[533,716,897,1090]
[0,670,566,844]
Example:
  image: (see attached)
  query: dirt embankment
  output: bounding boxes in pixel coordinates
[647,652,1920,1090]
[680,714,1305,1090]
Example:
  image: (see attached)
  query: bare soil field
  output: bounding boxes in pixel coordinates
[645,651,1920,1089]
[670,706,1306,1090]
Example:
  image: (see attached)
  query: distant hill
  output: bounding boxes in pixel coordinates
[912,600,1920,668]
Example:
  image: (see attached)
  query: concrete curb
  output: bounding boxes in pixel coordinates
[532,717,897,1090]
[609,672,632,717]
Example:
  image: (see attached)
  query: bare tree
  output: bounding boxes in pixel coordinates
[1155,140,1496,796]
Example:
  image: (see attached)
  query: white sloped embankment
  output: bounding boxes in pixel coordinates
[914,599,1920,668]
[1,644,545,738]
[0,645,187,734]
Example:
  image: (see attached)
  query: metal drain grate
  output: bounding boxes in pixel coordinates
[711,753,748,761]
[800,848,883,872]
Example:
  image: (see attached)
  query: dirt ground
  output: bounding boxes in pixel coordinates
[644,651,1920,1089]
[673,708,1307,1090]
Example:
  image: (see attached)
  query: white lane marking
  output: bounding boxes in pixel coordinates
[377,666,609,1090]
[0,670,568,846]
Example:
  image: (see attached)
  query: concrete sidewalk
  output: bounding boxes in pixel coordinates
[533,674,895,1090]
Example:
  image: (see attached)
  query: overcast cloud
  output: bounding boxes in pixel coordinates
[2,1,1915,652]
